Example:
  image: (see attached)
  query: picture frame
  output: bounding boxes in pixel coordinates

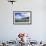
[13,11,32,25]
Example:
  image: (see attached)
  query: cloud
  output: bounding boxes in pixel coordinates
[15,12,30,19]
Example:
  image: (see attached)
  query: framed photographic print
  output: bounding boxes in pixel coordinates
[13,11,32,25]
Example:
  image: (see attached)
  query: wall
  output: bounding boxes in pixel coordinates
[0,0,46,41]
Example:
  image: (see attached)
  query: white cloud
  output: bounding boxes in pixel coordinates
[21,13,30,17]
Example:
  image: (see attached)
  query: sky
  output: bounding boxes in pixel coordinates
[15,12,30,19]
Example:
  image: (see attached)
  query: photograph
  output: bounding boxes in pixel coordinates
[13,11,32,25]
